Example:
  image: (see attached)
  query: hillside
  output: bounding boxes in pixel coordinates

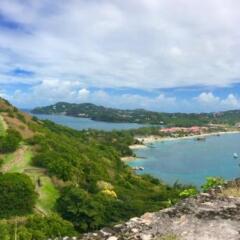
[31,102,240,126]
[80,180,240,240]
[0,98,189,239]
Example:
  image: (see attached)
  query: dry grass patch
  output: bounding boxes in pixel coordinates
[3,114,34,139]
[155,234,179,240]
[221,187,240,197]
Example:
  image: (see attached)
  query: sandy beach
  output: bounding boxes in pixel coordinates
[130,130,240,148]
[120,156,137,162]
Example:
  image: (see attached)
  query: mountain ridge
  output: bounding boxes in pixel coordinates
[31,102,240,126]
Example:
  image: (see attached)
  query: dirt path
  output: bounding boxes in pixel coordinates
[2,146,28,172]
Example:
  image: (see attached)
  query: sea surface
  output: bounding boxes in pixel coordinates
[129,133,240,187]
[31,113,144,131]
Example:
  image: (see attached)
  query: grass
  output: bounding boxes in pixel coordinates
[0,142,60,214]
[8,147,33,173]
[1,145,60,214]
[1,152,15,165]
[155,234,179,240]
[0,115,7,136]
[36,176,60,214]
[221,187,240,197]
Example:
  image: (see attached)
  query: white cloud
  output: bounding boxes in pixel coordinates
[1,0,240,112]
[195,92,240,111]
[195,92,220,105]
[77,88,90,100]
[0,0,240,90]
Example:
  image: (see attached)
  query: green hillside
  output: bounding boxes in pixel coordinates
[0,98,189,239]
[31,102,240,126]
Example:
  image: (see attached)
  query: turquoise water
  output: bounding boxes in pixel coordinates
[129,134,240,187]
[32,114,144,131]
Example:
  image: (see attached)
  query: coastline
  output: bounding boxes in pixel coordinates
[121,156,137,162]
[128,130,240,150]
[122,130,240,162]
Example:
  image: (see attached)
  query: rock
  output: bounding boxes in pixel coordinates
[131,228,139,233]
[79,184,240,240]
[107,237,118,240]
[140,234,152,240]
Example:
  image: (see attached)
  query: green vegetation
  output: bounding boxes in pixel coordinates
[36,176,60,214]
[179,188,198,198]
[0,129,22,153]
[0,214,76,240]
[32,102,240,126]
[2,152,15,165]
[7,147,32,173]
[0,98,195,237]
[0,115,6,136]
[27,120,188,232]
[0,173,37,218]
[201,177,225,192]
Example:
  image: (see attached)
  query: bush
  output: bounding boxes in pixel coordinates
[0,129,22,153]
[0,173,37,218]
[201,177,225,192]
[56,187,104,232]
[0,220,10,240]
[0,215,76,240]
[26,214,76,239]
[179,188,198,198]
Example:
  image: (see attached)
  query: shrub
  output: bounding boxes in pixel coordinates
[26,214,76,239]
[0,173,37,218]
[0,129,22,153]
[56,187,104,232]
[201,177,225,192]
[16,113,26,123]
[179,188,198,198]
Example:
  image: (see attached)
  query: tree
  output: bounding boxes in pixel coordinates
[0,221,10,240]
[0,129,22,153]
[0,173,37,218]
[56,187,104,232]
[26,214,76,239]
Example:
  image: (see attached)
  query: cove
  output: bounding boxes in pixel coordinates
[31,113,144,131]
[129,133,240,187]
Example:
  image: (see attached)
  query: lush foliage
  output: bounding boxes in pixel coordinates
[26,121,189,232]
[0,214,76,240]
[201,177,225,192]
[0,173,37,218]
[179,188,198,198]
[0,129,22,153]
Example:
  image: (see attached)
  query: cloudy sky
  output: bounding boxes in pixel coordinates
[0,0,240,112]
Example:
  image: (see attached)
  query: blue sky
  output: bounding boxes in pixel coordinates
[0,0,240,112]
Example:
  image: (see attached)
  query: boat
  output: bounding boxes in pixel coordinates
[132,166,145,171]
[196,136,206,141]
[233,153,238,159]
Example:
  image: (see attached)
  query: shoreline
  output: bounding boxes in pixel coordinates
[122,130,240,162]
[129,130,240,150]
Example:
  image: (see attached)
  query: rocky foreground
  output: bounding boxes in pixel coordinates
[78,182,240,240]
[57,182,240,240]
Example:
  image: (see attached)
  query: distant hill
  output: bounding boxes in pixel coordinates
[31,102,240,126]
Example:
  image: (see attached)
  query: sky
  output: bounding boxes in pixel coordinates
[0,0,240,112]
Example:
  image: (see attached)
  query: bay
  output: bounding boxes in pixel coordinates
[31,113,144,131]
[129,133,240,187]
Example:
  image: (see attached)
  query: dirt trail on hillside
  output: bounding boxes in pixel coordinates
[2,146,28,172]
